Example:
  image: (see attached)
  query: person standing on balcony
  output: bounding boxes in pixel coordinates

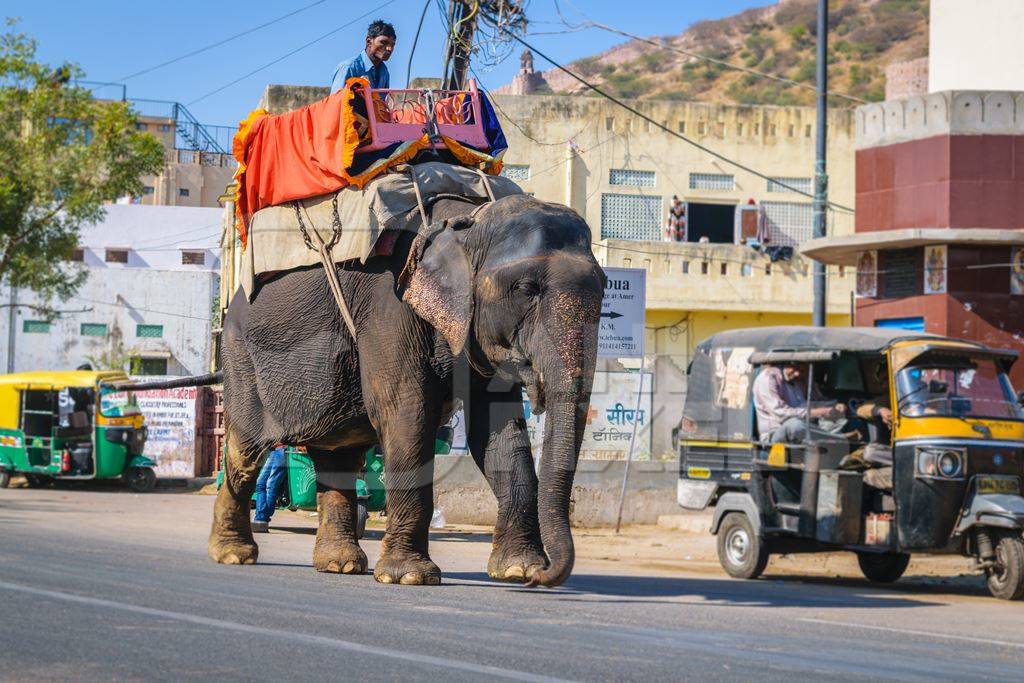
[331,20,396,93]
[665,195,686,241]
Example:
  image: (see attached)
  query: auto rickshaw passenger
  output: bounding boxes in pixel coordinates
[753,362,847,444]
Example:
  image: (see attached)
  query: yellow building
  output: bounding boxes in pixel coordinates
[131,110,236,208]
[491,94,855,455]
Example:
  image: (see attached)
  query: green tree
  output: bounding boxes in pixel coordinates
[0,20,164,308]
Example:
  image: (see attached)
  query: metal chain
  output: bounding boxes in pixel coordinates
[293,195,343,253]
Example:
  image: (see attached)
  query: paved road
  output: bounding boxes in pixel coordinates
[1,487,1023,682]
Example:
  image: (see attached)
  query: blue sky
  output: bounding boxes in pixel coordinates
[6,0,770,128]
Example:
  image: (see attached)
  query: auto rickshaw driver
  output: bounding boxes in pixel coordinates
[752,362,850,444]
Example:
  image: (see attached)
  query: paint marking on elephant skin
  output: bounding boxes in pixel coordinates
[0,580,572,683]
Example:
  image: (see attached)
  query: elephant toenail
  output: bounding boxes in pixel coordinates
[342,561,358,573]
[377,573,395,583]
[424,575,441,585]
[399,572,423,585]
[503,566,525,579]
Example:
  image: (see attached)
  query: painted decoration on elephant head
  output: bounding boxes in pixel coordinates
[924,244,947,295]
[1011,247,1024,295]
[856,250,877,298]
[523,371,653,461]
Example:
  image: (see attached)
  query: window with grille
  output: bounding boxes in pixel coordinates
[500,164,531,181]
[600,193,663,241]
[135,122,148,131]
[178,187,190,197]
[767,177,813,194]
[609,169,656,187]
[143,186,155,195]
[105,249,128,263]
[136,324,164,338]
[181,250,205,265]
[68,248,84,262]
[689,173,734,191]
[158,123,172,132]
[133,357,168,376]
[23,320,50,334]
[80,323,108,337]
[761,201,814,247]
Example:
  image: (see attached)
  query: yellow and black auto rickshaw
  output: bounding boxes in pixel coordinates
[0,371,157,492]
[676,327,1024,600]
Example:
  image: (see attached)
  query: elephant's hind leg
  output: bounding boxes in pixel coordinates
[309,448,367,574]
[208,429,265,565]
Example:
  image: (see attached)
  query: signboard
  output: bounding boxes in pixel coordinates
[523,371,652,460]
[133,378,197,478]
[598,267,646,358]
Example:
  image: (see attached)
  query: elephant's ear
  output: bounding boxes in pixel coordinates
[400,221,474,355]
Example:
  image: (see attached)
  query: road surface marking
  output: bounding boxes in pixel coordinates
[799,618,1024,650]
[0,579,569,683]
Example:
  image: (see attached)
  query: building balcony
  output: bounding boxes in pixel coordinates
[593,239,854,314]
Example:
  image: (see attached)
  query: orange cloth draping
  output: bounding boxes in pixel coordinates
[230,78,369,248]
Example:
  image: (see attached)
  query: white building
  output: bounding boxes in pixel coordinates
[1,204,223,376]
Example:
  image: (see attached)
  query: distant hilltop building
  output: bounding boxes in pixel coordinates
[495,50,549,96]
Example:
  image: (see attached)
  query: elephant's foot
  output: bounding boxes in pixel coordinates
[313,539,367,574]
[487,544,547,583]
[374,551,441,585]
[208,533,259,565]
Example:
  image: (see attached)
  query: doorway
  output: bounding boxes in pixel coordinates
[686,202,735,243]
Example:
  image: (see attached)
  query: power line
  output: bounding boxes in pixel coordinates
[503,32,855,215]
[186,0,397,106]
[68,295,213,321]
[116,1,330,82]
[405,0,434,88]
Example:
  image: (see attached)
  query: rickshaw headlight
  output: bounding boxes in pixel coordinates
[937,450,963,478]
[916,448,964,479]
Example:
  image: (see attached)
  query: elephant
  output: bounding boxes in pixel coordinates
[209,192,605,587]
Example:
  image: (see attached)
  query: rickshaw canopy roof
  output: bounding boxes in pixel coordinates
[696,326,942,358]
[0,370,129,390]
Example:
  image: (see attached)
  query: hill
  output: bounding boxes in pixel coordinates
[521,0,929,106]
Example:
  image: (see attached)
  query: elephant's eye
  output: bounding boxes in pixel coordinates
[514,280,540,298]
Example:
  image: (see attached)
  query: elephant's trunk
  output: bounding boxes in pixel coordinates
[527,301,598,588]
[528,391,589,587]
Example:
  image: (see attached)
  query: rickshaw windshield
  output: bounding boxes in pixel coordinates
[895,357,1023,420]
[99,386,141,418]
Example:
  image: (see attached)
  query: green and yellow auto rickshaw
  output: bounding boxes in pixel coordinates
[676,327,1024,600]
[0,371,157,492]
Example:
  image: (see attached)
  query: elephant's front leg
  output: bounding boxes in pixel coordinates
[208,429,266,565]
[467,379,546,583]
[372,420,442,584]
[309,448,367,574]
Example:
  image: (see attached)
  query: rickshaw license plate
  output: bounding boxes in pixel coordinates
[977,476,1020,495]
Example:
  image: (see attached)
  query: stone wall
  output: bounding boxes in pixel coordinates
[885,58,929,101]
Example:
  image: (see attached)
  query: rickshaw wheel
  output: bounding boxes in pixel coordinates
[717,512,769,579]
[0,470,9,488]
[125,467,157,493]
[985,533,1024,601]
[856,551,910,583]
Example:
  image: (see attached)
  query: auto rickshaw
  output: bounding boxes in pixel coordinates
[676,327,1024,600]
[0,371,157,492]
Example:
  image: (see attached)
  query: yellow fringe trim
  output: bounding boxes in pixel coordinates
[231,107,269,249]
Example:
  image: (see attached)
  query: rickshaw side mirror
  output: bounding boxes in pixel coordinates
[1017,390,1024,407]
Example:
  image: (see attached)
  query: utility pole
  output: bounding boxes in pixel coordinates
[812,0,829,327]
[442,1,479,90]
[6,286,17,373]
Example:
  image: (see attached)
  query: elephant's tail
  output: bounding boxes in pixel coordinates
[108,372,223,392]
